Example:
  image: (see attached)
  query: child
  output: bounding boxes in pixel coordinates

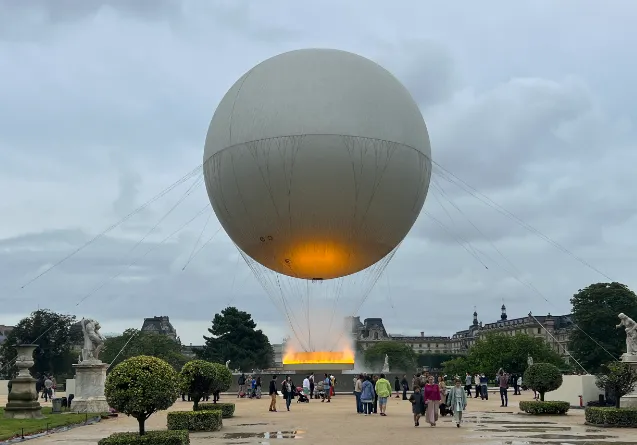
[448,379,467,427]
[409,385,425,427]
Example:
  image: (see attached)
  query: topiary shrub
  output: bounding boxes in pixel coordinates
[585,407,637,427]
[179,360,217,410]
[167,410,222,432]
[523,363,563,401]
[519,401,570,415]
[595,362,637,409]
[197,402,235,418]
[105,355,180,435]
[211,363,232,394]
[97,430,189,444]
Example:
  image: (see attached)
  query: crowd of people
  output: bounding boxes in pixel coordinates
[229,368,530,428]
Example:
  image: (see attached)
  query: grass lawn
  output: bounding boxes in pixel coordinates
[0,407,104,440]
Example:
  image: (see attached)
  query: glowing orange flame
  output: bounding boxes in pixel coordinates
[283,350,355,365]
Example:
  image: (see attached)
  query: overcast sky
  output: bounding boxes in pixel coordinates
[1,0,636,347]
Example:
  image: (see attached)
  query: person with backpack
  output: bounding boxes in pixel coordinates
[268,375,278,412]
[237,373,246,398]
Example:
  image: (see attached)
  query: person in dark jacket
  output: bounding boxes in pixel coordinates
[394,376,401,398]
[401,375,409,400]
[268,375,278,412]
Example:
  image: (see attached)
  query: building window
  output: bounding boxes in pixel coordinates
[374,332,379,340]
[537,328,541,334]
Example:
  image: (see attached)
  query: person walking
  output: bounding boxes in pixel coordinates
[282,376,295,411]
[309,373,315,399]
[423,375,441,426]
[354,374,363,413]
[401,374,409,400]
[474,374,480,398]
[44,376,53,402]
[465,373,473,397]
[512,373,520,395]
[322,374,331,403]
[268,375,278,412]
[497,369,509,407]
[394,376,401,398]
[360,375,375,416]
[238,373,246,398]
[449,379,467,427]
[479,373,489,400]
[409,385,425,427]
[302,375,311,402]
[372,375,379,413]
[375,373,392,416]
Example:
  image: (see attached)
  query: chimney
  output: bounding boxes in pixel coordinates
[420,332,424,337]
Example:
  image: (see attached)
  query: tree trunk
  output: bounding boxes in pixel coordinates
[193,396,201,411]
[137,417,145,436]
[540,392,545,402]
[616,397,621,409]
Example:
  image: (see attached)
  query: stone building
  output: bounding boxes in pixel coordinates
[140,316,178,341]
[347,305,573,360]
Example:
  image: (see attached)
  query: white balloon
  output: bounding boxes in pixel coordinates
[204,49,432,280]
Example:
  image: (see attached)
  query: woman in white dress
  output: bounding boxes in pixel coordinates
[448,379,467,427]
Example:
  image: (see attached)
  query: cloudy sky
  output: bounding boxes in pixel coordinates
[1,0,636,347]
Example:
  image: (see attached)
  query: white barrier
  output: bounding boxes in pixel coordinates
[544,374,603,407]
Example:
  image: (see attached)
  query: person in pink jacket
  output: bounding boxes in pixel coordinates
[423,376,441,426]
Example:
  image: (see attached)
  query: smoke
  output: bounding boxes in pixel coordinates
[283,307,354,356]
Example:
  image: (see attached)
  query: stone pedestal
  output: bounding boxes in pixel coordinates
[620,354,637,408]
[72,361,110,413]
[4,344,43,419]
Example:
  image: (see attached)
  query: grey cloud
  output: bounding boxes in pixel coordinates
[2,1,637,345]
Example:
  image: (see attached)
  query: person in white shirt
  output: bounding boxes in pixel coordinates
[302,376,311,401]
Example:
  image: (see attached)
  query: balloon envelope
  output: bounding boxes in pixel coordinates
[204,49,431,280]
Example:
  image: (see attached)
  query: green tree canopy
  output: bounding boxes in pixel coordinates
[211,362,232,395]
[569,282,637,373]
[179,360,217,410]
[363,341,417,372]
[524,363,563,401]
[0,309,81,379]
[105,355,179,435]
[101,329,189,371]
[197,307,273,371]
[442,333,568,377]
[595,362,637,408]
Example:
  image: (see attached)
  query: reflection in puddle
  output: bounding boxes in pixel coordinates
[502,442,637,445]
[528,434,618,440]
[222,431,304,440]
[480,427,571,433]
[235,423,270,427]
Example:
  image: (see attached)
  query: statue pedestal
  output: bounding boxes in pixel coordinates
[72,361,110,413]
[620,354,637,408]
[4,344,43,419]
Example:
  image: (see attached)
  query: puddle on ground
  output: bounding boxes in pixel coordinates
[475,420,557,425]
[500,442,637,445]
[221,431,304,440]
[234,423,270,427]
[527,434,618,440]
[479,427,571,433]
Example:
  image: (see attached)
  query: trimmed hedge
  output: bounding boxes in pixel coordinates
[97,430,189,445]
[585,407,637,427]
[196,402,235,418]
[519,401,570,415]
[167,410,222,432]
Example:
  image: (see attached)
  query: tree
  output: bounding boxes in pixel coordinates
[197,307,273,371]
[417,353,458,370]
[524,363,563,401]
[595,362,637,408]
[101,329,189,371]
[569,282,637,373]
[0,309,81,379]
[442,333,568,377]
[180,360,217,410]
[211,362,232,396]
[105,355,179,435]
[363,341,417,372]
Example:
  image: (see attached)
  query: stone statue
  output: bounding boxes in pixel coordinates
[617,313,637,356]
[80,318,105,362]
[527,354,533,367]
[382,354,390,373]
[225,360,231,369]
